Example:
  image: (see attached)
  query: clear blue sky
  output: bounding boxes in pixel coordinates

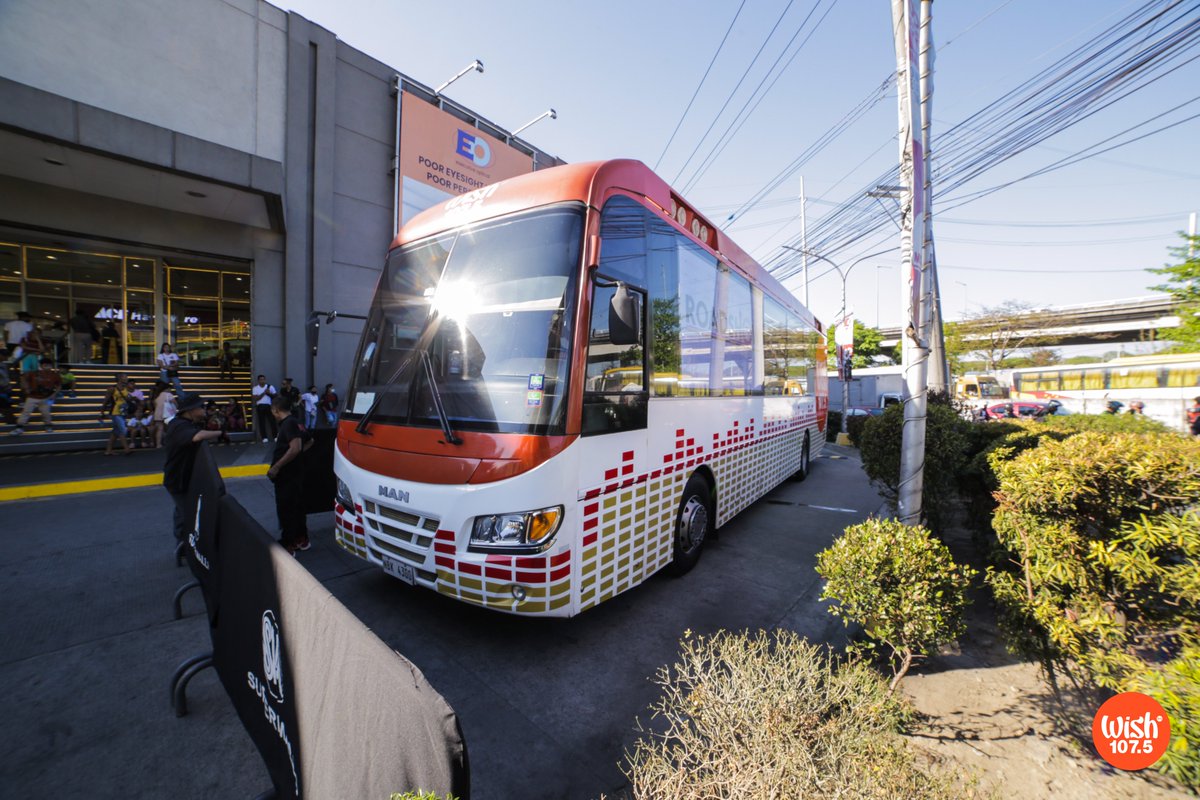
[281,0,1197,336]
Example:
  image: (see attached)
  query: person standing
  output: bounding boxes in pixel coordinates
[267,397,312,553]
[152,381,176,449]
[15,325,45,373]
[43,321,67,365]
[162,392,224,541]
[300,384,319,430]
[68,307,96,364]
[9,357,61,436]
[156,343,183,394]
[100,320,120,364]
[252,374,277,443]
[279,378,301,420]
[218,341,234,380]
[1188,396,1200,438]
[320,383,339,427]
[100,372,136,455]
[4,310,32,360]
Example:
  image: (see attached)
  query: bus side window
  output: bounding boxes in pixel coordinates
[582,277,648,435]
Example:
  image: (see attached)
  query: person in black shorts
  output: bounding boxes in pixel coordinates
[162,393,224,541]
[267,396,313,553]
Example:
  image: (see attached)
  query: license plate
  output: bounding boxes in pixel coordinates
[381,555,416,585]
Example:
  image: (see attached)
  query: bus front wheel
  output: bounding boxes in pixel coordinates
[669,474,712,576]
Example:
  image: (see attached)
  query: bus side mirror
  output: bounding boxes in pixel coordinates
[609,282,641,346]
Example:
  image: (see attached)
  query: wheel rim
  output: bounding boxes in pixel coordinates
[678,496,708,554]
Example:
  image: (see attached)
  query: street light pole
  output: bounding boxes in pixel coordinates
[783,246,898,438]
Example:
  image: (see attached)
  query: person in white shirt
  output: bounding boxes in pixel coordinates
[156,343,183,394]
[252,374,277,442]
[4,311,32,360]
[300,385,320,429]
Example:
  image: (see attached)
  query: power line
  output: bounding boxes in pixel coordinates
[766,0,1200,284]
[652,1,748,171]
[939,211,1188,227]
[669,0,800,185]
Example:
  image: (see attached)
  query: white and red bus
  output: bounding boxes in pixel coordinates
[333,160,828,617]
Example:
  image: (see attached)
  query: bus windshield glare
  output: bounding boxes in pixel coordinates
[346,204,583,435]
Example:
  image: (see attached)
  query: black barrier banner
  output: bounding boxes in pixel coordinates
[212,496,303,799]
[301,428,336,516]
[190,454,469,799]
[183,443,225,624]
[274,535,471,799]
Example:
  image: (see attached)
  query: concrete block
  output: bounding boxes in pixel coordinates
[0,78,76,141]
[174,134,252,187]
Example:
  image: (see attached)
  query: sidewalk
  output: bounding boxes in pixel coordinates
[0,441,273,501]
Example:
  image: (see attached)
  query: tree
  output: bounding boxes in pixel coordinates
[956,301,1057,370]
[829,321,892,368]
[1149,233,1200,351]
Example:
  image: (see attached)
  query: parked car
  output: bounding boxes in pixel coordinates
[983,401,1070,420]
[845,406,886,417]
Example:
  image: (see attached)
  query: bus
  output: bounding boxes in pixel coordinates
[1010,353,1200,431]
[332,159,828,617]
[954,373,1009,404]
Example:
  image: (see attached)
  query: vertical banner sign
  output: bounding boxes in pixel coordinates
[892,0,925,331]
[397,93,534,229]
[837,313,854,380]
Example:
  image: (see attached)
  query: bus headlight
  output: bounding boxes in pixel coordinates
[336,477,354,511]
[469,506,563,554]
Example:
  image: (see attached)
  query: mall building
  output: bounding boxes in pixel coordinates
[0,0,561,388]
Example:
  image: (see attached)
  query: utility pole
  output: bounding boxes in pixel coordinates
[919,0,949,394]
[893,0,930,526]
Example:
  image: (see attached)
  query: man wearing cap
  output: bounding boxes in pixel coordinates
[163,392,224,541]
[8,356,61,436]
[4,310,32,360]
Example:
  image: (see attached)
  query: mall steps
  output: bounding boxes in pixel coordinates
[1,365,260,456]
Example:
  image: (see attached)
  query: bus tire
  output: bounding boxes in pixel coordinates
[669,474,712,576]
[792,433,811,481]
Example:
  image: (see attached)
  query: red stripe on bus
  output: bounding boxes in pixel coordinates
[434,542,455,554]
[550,565,570,582]
[435,556,454,569]
[485,566,511,580]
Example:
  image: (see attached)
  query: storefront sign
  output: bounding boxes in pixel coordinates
[398,93,534,228]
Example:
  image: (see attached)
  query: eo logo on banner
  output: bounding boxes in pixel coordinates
[1093,691,1171,772]
[455,129,492,167]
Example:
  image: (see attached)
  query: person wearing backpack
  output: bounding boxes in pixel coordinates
[100,372,136,455]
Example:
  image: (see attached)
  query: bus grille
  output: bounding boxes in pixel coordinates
[361,499,440,577]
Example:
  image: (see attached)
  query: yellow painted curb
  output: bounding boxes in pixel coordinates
[0,463,270,503]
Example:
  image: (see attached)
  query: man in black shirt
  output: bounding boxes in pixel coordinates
[267,396,312,553]
[279,377,301,420]
[163,393,224,540]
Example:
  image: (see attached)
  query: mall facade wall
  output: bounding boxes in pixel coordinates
[0,0,559,391]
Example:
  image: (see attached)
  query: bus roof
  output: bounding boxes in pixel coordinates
[394,159,821,332]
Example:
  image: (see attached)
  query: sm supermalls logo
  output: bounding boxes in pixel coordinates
[456,129,492,167]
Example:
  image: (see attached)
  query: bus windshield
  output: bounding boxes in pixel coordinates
[346,204,583,435]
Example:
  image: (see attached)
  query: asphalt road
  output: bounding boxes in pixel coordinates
[0,444,884,799]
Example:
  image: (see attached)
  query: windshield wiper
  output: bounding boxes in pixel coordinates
[421,350,462,445]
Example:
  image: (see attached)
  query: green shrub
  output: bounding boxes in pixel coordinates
[846,412,870,446]
[826,409,843,439]
[623,630,962,799]
[986,432,1200,691]
[817,518,976,692]
[1130,643,1200,791]
[1040,412,1170,435]
[858,403,973,531]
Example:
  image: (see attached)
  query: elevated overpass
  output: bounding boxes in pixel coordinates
[878,295,1181,348]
